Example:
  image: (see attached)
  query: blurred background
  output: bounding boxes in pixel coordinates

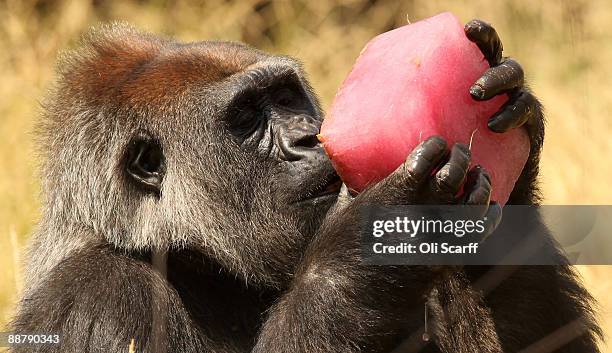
[0,0,610,351]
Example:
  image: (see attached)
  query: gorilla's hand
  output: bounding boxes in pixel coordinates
[326,136,501,251]
[465,19,545,204]
[465,19,541,138]
[326,135,501,260]
[330,136,501,217]
[358,136,499,208]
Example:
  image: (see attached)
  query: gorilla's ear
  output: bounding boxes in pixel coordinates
[126,132,165,194]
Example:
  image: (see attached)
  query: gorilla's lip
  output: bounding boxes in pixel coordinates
[297,170,342,203]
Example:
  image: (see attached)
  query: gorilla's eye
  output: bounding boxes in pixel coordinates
[272,85,308,111]
[274,87,299,107]
[125,132,165,194]
[228,99,265,139]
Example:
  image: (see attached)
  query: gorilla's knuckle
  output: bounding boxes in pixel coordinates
[402,167,422,189]
[503,58,525,77]
[435,174,459,194]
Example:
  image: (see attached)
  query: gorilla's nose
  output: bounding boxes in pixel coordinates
[276,114,324,162]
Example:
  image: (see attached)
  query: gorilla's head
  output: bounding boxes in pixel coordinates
[39,24,341,286]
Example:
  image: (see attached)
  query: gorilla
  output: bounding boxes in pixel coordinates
[11,20,600,353]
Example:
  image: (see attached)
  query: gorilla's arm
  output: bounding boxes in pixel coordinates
[469,265,601,352]
[11,245,216,353]
[254,138,500,353]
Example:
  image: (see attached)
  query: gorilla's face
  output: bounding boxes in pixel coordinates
[123,55,341,209]
[117,41,341,259]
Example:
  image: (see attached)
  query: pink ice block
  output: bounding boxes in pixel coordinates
[319,12,529,205]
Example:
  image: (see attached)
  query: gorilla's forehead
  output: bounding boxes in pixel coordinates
[57,23,303,111]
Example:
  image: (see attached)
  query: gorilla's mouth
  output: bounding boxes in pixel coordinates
[297,171,342,203]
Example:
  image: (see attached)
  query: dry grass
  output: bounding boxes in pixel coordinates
[0,0,611,351]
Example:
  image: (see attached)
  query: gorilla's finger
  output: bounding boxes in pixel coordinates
[459,166,492,224]
[400,136,448,187]
[463,166,492,207]
[488,90,539,133]
[376,136,447,194]
[470,59,524,101]
[361,136,448,204]
[480,202,502,241]
[430,143,471,201]
[464,19,503,66]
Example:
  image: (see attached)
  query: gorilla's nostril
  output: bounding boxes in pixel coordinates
[275,115,323,161]
[278,129,322,162]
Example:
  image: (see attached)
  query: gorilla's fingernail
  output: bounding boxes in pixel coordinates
[470,84,485,100]
[487,117,504,132]
[454,143,471,157]
[425,135,447,150]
